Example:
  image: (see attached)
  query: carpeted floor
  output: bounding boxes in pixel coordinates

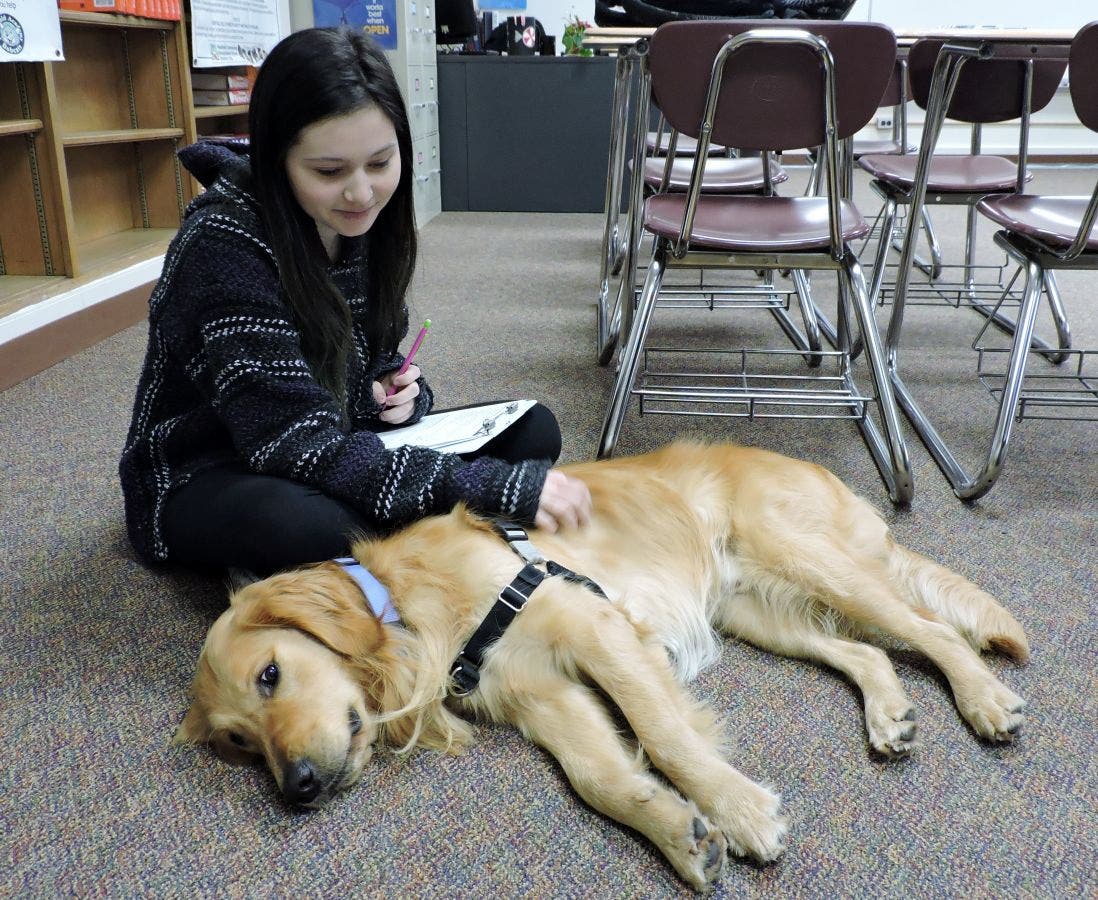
[2,167,1096,897]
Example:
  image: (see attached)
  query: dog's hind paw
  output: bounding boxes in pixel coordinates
[867,703,918,759]
[957,680,1025,743]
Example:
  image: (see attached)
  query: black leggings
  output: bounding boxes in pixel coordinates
[160,402,561,577]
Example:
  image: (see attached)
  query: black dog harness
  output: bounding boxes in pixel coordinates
[449,521,607,697]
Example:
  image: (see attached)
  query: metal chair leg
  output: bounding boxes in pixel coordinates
[966,263,1073,365]
[597,54,633,362]
[963,204,979,301]
[598,242,667,459]
[869,197,898,306]
[764,268,824,367]
[890,255,1046,501]
[1041,269,1072,363]
[920,206,944,279]
[791,269,823,366]
[889,205,944,279]
[841,250,914,503]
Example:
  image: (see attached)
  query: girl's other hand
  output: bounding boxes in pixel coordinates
[372,364,421,424]
[535,470,592,533]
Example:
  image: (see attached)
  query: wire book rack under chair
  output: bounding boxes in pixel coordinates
[860,39,1072,364]
[596,20,913,505]
[880,23,1097,500]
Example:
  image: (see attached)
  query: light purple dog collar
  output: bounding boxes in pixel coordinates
[334,557,400,625]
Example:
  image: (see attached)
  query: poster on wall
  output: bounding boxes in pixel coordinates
[190,0,288,68]
[0,0,64,62]
[313,1,399,51]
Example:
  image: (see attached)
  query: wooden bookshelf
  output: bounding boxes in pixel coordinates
[0,10,197,294]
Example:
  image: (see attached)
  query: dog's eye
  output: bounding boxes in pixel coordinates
[228,732,247,748]
[257,663,280,696]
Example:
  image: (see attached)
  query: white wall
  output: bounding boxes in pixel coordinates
[854,0,1093,29]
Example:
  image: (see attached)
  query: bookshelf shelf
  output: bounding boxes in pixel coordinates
[0,119,43,137]
[75,227,178,274]
[62,127,186,147]
[193,104,249,120]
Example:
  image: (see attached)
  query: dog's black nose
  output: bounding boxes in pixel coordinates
[283,759,321,805]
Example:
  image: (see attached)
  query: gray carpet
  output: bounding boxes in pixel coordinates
[3,168,1096,897]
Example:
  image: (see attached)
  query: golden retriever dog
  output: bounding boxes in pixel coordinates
[176,441,1028,890]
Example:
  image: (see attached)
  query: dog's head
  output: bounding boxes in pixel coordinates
[175,563,390,807]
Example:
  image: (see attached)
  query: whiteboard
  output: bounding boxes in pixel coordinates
[853,0,1093,30]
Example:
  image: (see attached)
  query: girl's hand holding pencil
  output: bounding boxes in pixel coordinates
[373,319,430,424]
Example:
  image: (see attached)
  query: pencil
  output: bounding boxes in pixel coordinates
[386,319,431,398]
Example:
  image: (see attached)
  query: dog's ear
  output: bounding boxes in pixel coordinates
[235,564,386,659]
[174,699,211,746]
[226,567,262,598]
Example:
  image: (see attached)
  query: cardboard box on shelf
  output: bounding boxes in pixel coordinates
[190,72,254,92]
[192,88,252,107]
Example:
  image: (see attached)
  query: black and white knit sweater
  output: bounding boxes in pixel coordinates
[119,140,549,564]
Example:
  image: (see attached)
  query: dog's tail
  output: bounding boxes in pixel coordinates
[889,544,1030,663]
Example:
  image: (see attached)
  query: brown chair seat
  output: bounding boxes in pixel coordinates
[640,156,788,193]
[976,194,1098,251]
[859,153,1027,192]
[645,194,869,252]
[646,132,726,156]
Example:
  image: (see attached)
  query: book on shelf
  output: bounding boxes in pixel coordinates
[57,0,123,11]
[57,0,180,18]
[192,88,252,107]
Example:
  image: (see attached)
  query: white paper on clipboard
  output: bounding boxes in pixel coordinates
[378,400,535,454]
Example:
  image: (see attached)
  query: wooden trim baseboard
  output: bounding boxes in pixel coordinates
[0,282,150,391]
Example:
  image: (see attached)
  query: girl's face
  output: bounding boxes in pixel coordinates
[285,104,402,259]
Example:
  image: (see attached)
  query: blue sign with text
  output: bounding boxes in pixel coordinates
[313,0,399,51]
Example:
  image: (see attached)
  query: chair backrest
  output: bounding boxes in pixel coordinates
[1069,22,1098,132]
[907,39,1068,123]
[648,20,896,152]
[879,57,908,109]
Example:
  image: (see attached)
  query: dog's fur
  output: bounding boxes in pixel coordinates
[177,442,1028,890]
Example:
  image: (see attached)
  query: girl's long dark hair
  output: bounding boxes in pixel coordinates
[248,28,416,405]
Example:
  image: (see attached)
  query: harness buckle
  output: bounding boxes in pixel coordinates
[497,581,530,613]
[450,656,480,697]
[491,519,546,564]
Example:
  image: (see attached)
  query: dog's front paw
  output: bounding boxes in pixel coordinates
[719,781,787,864]
[956,678,1025,742]
[664,810,726,891]
[867,701,918,758]
[690,814,728,889]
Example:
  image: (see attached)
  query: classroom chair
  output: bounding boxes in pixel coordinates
[887,22,1097,500]
[597,19,913,504]
[859,38,1070,359]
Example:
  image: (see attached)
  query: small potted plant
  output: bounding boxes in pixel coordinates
[562,13,593,56]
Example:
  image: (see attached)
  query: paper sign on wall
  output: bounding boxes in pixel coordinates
[190,0,288,68]
[0,0,63,62]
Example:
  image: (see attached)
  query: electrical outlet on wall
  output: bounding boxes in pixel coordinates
[877,115,894,129]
